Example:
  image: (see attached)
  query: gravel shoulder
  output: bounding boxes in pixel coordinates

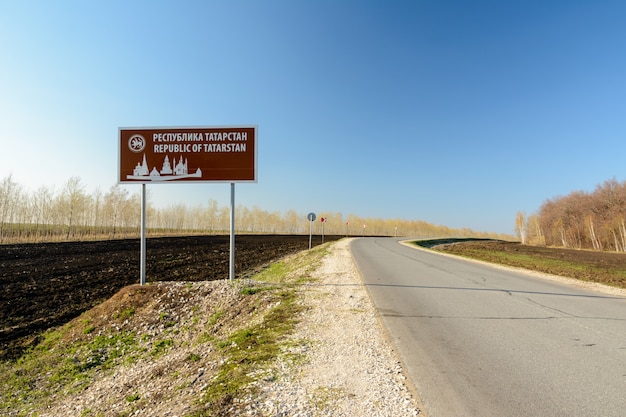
[253,238,423,416]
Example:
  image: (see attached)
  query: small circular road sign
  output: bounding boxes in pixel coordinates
[307,212,316,222]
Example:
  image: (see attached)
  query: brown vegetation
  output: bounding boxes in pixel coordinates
[516,178,626,251]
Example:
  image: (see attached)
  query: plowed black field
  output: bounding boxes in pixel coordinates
[0,235,341,360]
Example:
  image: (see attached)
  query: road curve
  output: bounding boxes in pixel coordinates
[350,237,626,417]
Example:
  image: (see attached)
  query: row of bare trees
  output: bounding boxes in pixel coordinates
[516,178,626,251]
[0,175,507,244]
[0,176,140,243]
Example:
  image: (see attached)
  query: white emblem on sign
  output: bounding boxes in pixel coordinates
[128,135,146,153]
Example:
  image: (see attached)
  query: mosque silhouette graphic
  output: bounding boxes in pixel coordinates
[127,154,202,181]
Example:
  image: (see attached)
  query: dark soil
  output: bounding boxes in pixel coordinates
[0,234,342,361]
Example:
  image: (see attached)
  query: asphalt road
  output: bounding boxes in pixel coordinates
[350,237,626,417]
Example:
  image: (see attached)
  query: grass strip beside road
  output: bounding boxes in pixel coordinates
[413,239,626,290]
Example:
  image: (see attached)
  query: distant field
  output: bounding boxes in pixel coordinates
[0,223,218,244]
[414,238,626,290]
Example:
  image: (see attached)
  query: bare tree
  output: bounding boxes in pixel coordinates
[121,190,141,236]
[55,177,89,240]
[0,175,20,242]
[205,199,219,232]
[526,214,545,246]
[91,187,103,236]
[284,209,300,234]
[0,173,514,243]
[533,178,626,250]
[103,185,130,238]
[515,211,527,244]
[586,215,602,250]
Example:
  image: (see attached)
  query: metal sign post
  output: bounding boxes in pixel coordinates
[140,183,146,285]
[307,212,316,249]
[229,183,235,280]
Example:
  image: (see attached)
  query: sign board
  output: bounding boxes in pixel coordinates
[307,212,316,222]
[118,126,257,183]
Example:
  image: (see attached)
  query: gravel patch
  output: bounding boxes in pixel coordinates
[248,238,423,416]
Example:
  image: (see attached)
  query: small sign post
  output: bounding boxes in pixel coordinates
[307,212,316,249]
[119,126,257,284]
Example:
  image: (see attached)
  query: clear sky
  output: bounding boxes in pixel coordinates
[1,0,625,235]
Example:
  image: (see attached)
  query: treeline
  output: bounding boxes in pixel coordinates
[0,175,508,244]
[516,178,626,251]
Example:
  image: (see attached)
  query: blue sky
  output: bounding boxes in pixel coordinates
[1,1,625,235]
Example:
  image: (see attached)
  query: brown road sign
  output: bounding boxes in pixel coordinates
[119,126,257,183]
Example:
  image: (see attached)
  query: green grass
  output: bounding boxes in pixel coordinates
[125,393,140,402]
[443,246,591,272]
[415,239,626,288]
[189,244,329,417]
[151,339,174,357]
[1,325,138,414]
[114,307,135,320]
[193,289,303,416]
[187,353,201,362]
[493,252,588,271]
